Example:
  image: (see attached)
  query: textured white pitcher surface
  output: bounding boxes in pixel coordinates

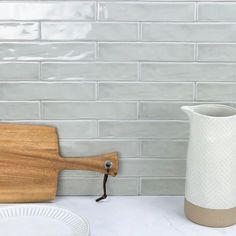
[182,104,236,227]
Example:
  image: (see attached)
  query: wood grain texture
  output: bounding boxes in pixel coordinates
[0,123,119,203]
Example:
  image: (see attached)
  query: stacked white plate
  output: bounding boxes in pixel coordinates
[0,205,90,236]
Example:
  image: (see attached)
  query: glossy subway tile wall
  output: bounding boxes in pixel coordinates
[0,0,235,196]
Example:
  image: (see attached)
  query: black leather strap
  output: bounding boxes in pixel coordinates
[96,168,109,202]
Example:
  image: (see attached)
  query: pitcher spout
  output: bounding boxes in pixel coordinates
[181,104,236,119]
[181,106,194,120]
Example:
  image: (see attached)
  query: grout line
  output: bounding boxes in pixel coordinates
[138,177,141,195]
[193,82,196,101]
[136,101,140,120]
[0,20,210,23]
[38,62,42,80]
[194,82,198,101]
[0,40,228,44]
[97,120,100,137]
[95,82,99,100]
[195,43,199,61]
[95,41,99,60]
[138,138,141,158]
[95,0,98,21]
[37,101,41,119]
[195,2,198,22]
[2,20,236,24]
[0,79,235,83]
[0,118,225,122]
[1,118,190,122]
[138,22,142,41]
[195,2,199,22]
[21,60,236,65]
[39,101,42,119]
[2,60,236,63]
[34,99,234,103]
[0,81,96,84]
[0,81,198,84]
[96,120,99,138]
[96,1,100,21]
[193,43,197,102]
[38,21,41,40]
[59,138,189,142]
[137,64,141,82]
[0,99,227,103]
[6,39,236,43]
[95,42,98,60]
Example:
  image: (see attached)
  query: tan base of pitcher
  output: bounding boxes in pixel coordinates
[185,198,236,227]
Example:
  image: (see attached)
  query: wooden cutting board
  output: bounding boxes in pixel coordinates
[0,123,118,203]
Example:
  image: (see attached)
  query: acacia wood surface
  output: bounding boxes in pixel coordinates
[0,123,118,203]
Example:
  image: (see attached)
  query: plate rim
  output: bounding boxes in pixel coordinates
[0,204,90,236]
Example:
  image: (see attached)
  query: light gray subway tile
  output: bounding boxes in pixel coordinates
[41,62,137,81]
[10,120,97,139]
[98,43,194,61]
[197,83,236,101]
[0,22,38,40]
[0,42,95,61]
[142,23,236,42]
[99,121,189,138]
[98,82,194,101]
[0,63,39,81]
[198,44,236,62]
[43,121,97,139]
[42,22,138,41]
[57,177,138,195]
[141,63,236,82]
[41,102,137,120]
[59,140,139,158]
[119,159,186,177]
[59,170,99,179]
[140,102,191,120]
[60,170,97,177]
[141,140,188,158]
[98,2,195,21]
[0,2,94,20]
[0,82,95,101]
[0,102,39,119]
[141,178,185,195]
[198,3,236,21]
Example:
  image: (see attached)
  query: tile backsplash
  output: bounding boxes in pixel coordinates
[0,0,235,196]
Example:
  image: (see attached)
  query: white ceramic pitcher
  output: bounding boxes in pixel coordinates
[181,104,236,227]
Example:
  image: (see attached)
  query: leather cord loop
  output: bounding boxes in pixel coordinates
[95,168,110,202]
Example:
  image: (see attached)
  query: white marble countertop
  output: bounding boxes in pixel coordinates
[48,196,236,236]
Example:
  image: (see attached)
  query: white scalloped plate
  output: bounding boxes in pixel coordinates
[0,205,90,236]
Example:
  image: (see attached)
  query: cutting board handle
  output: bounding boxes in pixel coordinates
[58,152,118,177]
